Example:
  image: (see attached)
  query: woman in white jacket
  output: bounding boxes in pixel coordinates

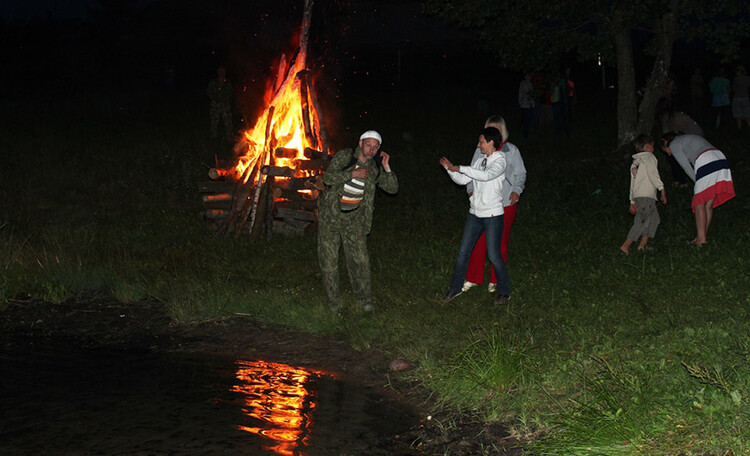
[439,127,511,304]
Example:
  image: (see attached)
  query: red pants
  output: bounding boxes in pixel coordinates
[465,204,517,284]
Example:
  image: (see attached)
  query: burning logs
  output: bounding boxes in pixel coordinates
[274,147,298,159]
[198,0,329,238]
[303,147,324,159]
[200,151,327,237]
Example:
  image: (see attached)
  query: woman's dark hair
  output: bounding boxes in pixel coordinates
[660,132,677,150]
[480,126,503,149]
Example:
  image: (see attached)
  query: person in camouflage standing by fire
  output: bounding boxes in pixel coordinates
[318,130,398,313]
[206,66,233,140]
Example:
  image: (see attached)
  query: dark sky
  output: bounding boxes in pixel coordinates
[2,0,98,22]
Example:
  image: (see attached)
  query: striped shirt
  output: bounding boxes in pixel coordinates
[340,164,366,212]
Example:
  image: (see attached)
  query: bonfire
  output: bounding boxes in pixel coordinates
[200,0,329,238]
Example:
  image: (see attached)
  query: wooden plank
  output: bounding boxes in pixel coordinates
[275,207,316,222]
[204,209,228,219]
[262,165,294,177]
[275,199,318,211]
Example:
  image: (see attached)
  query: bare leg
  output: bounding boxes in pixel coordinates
[620,238,633,254]
[705,199,715,237]
[637,236,650,250]
[692,204,708,245]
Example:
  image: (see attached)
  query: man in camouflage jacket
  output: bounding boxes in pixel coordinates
[318,130,398,312]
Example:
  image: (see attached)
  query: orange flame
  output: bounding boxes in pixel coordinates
[234,52,323,185]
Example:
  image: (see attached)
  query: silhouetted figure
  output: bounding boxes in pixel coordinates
[518,72,536,137]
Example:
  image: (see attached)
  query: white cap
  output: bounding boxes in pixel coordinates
[359,130,382,144]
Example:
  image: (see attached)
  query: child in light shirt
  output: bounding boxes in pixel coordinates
[620,134,667,254]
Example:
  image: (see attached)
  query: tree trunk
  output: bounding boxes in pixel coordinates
[635,0,681,136]
[613,7,638,146]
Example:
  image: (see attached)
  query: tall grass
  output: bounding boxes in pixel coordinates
[2,88,749,454]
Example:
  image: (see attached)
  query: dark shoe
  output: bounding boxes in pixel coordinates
[494,294,511,304]
[442,290,462,302]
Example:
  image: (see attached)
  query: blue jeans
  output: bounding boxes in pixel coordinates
[449,213,511,296]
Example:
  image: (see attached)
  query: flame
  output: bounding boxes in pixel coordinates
[232,360,334,456]
[234,51,323,185]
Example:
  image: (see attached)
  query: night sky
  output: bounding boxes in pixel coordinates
[0,0,482,98]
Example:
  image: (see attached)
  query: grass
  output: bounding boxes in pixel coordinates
[2,87,750,454]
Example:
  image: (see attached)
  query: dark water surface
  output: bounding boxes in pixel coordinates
[0,340,418,455]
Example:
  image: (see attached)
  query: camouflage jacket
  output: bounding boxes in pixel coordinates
[319,148,398,233]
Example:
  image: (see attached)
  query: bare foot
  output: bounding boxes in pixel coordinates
[690,238,707,246]
[619,245,629,254]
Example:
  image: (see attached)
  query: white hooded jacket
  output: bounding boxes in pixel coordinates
[446,151,507,217]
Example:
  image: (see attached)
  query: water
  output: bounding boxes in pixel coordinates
[0,340,418,455]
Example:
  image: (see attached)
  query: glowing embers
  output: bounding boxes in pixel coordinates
[232,360,332,456]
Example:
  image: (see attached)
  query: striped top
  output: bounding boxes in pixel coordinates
[340,164,366,212]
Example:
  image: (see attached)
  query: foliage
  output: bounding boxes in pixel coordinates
[424,0,750,144]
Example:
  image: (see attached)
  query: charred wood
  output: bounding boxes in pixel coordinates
[303,147,323,159]
[293,158,327,171]
[274,207,316,222]
[274,147,298,159]
[244,106,276,238]
[262,165,294,177]
[272,187,319,201]
[208,168,237,180]
[275,199,319,211]
[202,193,233,203]
[309,83,328,157]
[297,70,317,149]
[204,209,228,219]
[264,176,275,239]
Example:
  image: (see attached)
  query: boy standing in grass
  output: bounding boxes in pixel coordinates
[620,134,667,254]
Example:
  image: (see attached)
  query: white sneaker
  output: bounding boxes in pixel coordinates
[488,283,497,293]
[462,281,479,292]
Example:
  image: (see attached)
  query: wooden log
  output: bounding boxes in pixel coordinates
[274,207,316,222]
[273,175,322,191]
[243,105,276,238]
[297,70,317,149]
[294,158,327,171]
[275,199,319,211]
[201,193,232,203]
[264,176,275,239]
[299,0,313,65]
[262,165,294,177]
[272,187,318,200]
[204,209,228,219]
[198,181,236,193]
[309,81,329,157]
[274,147,298,159]
[303,147,323,159]
[208,168,236,180]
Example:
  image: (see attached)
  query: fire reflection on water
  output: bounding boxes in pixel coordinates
[232,360,334,456]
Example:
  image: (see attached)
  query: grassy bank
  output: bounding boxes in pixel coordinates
[2,89,749,455]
